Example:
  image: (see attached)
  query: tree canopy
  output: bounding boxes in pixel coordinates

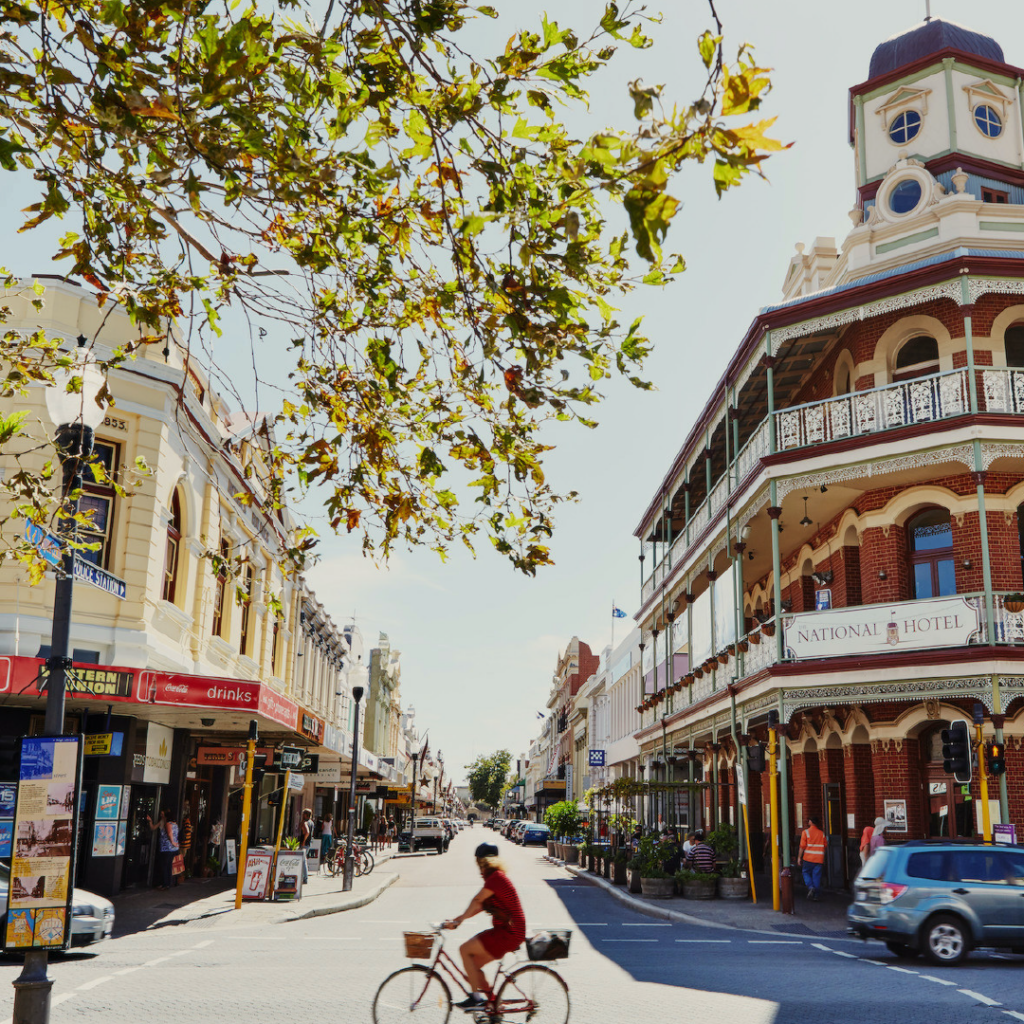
[465,748,512,809]
[0,0,785,574]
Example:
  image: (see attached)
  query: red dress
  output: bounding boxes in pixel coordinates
[478,869,526,959]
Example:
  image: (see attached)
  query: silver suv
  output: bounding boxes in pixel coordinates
[848,841,1024,964]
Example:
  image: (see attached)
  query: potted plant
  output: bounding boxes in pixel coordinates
[633,834,676,898]
[613,851,628,885]
[717,649,730,665]
[707,824,748,899]
[748,629,761,645]
[545,800,581,860]
[204,854,221,878]
[1005,593,1024,614]
[676,869,718,899]
[626,854,644,893]
[761,620,775,637]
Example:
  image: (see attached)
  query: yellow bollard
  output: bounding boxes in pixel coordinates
[234,734,257,910]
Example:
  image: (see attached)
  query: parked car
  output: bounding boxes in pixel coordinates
[405,817,447,853]
[848,840,1024,964]
[0,860,114,951]
[520,823,550,846]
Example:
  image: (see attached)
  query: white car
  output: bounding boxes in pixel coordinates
[1,860,114,950]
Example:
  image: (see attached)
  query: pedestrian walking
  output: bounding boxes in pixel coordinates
[386,815,396,847]
[146,808,179,890]
[298,808,314,848]
[870,816,887,854]
[321,812,334,862]
[859,820,875,868]
[798,816,826,900]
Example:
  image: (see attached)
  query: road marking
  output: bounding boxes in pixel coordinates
[831,951,858,958]
[76,977,112,991]
[959,990,1001,1007]
[748,940,802,945]
[193,940,214,949]
[113,967,141,976]
[575,923,608,926]
[623,922,671,927]
[919,975,958,986]
[602,939,659,943]
[861,959,887,966]
[1001,1011,1024,1021]
[142,956,172,966]
[886,966,918,975]
[675,939,731,943]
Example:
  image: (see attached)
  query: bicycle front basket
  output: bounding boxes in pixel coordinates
[525,929,571,961]
[403,931,436,959]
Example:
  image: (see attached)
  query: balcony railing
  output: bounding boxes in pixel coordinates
[735,418,769,484]
[775,368,969,452]
[982,368,1024,414]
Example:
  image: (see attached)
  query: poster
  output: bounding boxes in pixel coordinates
[883,799,908,833]
[305,837,321,874]
[116,820,127,855]
[225,838,238,875]
[119,785,131,819]
[0,783,15,816]
[241,849,273,900]
[95,785,120,819]
[92,821,117,857]
[3,736,82,952]
[274,851,306,901]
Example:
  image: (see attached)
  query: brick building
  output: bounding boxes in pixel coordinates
[631,19,1024,888]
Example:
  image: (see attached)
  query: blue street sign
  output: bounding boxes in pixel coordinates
[72,553,127,600]
[588,749,605,767]
[24,520,63,569]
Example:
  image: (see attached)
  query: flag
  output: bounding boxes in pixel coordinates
[612,605,627,619]
[536,711,545,719]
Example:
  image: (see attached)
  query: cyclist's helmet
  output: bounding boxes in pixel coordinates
[475,843,499,858]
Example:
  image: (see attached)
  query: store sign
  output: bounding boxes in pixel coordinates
[588,749,605,767]
[84,734,112,756]
[142,723,173,784]
[257,686,298,729]
[140,671,262,710]
[297,711,324,746]
[196,746,274,767]
[314,763,343,785]
[783,596,980,660]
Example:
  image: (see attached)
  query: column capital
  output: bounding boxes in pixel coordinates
[767,506,783,520]
[961,303,976,319]
[972,470,988,488]
[706,570,719,583]
[760,354,777,370]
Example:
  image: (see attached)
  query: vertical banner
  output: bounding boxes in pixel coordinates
[3,735,84,952]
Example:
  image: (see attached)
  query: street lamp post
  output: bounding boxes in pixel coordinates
[12,339,105,1024]
[343,658,368,891]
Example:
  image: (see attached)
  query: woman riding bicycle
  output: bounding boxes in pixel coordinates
[443,843,526,1012]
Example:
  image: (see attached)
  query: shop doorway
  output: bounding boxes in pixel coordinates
[822,782,847,889]
[122,785,161,888]
[181,778,211,878]
[925,773,975,838]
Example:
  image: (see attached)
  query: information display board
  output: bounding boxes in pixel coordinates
[2,736,83,952]
[274,851,306,901]
[241,848,274,900]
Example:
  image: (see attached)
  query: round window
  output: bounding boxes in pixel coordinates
[889,179,923,215]
[974,105,1002,138]
[889,110,922,145]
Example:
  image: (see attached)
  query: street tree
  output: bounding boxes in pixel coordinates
[0,0,785,575]
[465,748,512,810]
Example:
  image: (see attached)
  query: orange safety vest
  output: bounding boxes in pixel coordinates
[799,825,826,863]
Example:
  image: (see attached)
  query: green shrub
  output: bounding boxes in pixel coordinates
[676,869,718,884]
[544,800,581,839]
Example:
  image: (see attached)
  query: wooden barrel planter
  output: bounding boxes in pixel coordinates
[717,876,749,900]
[640,877,675,899]
[546,840,557,857]
[681,878,718,900]
[613,860,627,885]
[627,868,643,893]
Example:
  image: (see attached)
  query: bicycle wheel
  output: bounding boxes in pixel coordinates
[496,965,569,1024]
[373,965,451,1024]
[361,849,375,875]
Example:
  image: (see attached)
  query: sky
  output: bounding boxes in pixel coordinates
[5,1,1024,788]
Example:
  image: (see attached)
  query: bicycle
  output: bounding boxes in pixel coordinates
[320,843,374,877]
[372,923,570,1024]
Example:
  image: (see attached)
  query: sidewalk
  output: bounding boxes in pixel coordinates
[560,861,856,940]
[110,845,409,935]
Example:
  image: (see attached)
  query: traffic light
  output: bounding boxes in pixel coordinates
[747,743,766,773]
[987,741,1007,776]
[941,721,972,784]
[267,789,283,807]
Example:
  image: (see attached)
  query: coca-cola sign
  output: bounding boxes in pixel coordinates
[258,686,298,729]
[139,672,261,710]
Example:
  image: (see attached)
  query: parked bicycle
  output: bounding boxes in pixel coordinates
[320,842,374,878]
[372,923,570,1024]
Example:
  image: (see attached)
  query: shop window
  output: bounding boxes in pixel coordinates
[908,508,956,599]
[211,539,229,638]
[162,490,182,603]
[78,439,118,568]
[239,563,254,656]
[1005,324,1024,368]
[893,336,939,382]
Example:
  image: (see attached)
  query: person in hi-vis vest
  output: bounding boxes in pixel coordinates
[798,816,826,901]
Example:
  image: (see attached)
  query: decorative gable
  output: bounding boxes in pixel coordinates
[962,78,1013,119]
[875,86,931,123]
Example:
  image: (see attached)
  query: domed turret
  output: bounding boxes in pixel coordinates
[869,19,1003,79]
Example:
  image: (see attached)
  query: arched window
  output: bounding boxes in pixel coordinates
[161,491,182,603]
[1005,324,1024,368]
[835,363,852,396]
[212,538,229,638]
[908,508,956,599]
[894,336,939,382]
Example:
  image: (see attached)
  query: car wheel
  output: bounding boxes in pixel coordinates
[885,941,919,959]
[922,914,969,965]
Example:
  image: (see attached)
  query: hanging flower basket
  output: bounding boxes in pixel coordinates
[1004,594,1024,614]
[684,673,694,686]
[761,622,776,637]
[738,639,749,653]
[693,667,703,679]
[748,631,761,645]
[717,651,730,665]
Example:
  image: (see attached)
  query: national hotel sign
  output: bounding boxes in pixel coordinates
[784,597,980,660]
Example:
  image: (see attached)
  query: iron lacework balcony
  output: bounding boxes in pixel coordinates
[635,593,1024,728]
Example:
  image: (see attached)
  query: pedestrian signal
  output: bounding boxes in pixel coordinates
[986,741,1007,776]
[941,721,971,784]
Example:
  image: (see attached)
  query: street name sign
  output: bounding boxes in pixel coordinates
[72,553,127,600]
